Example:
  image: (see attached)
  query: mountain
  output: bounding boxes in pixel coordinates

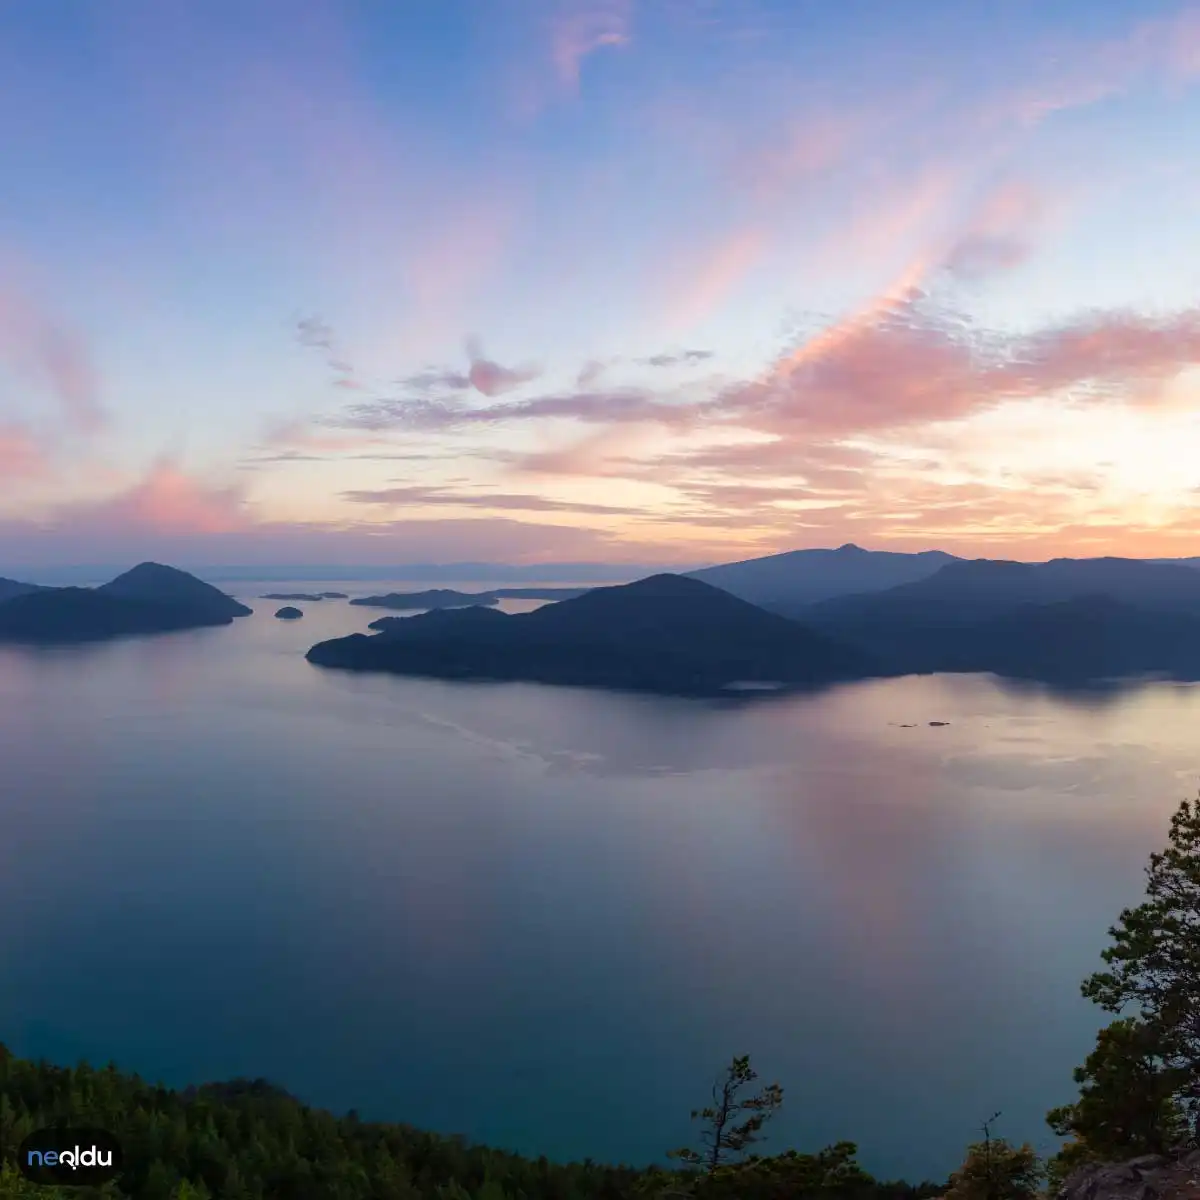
[0,576,46,603]
[687,543,961,607]
[939,594,1200,682]
[97,562,251,620]
[0,563,251,643]
[786,556,1200,681]
[0,587,241,643]
[880,594,1200,683]
[797,556,1200,640]
[308,574,878,696]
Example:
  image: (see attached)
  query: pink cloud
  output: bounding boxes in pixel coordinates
[394,193,523,355]
[735,112,866,202]
[337,385,692,433]
[657,226,766,334]
[1008,5,1200,126]
[92,1,522,350]
[0,284,104,431]
[719,293,1200,440]
[997,308,1200,399]
[59,462,250,537]
[0,507,693,571]
[551,0,631,91]
[332,280,1200,453]
[726,290,981,436]
[466,337,542,396]
[510,421,667,477]
[341,483,640,517]
[0,425,49,483]
[254,422,407,457]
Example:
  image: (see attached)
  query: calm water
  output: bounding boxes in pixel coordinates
[1,580,1197,1182]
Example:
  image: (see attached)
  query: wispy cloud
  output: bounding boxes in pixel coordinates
[576,359,607,387]
[550,0,632,91]
[0,425,49,484]
[465,337,542,396]
[77,461,249,535]
[639,349,714,367]
[1010,4,1200,126]
[333,386,693,433]
[327,287,1200,452]
[341,483,641,516]
[295,315,362,390]
[941,181,1047,282]
[0,284,104,431]
[716,294,1200,439]
[658,227,765,334]
[0,470,694,566]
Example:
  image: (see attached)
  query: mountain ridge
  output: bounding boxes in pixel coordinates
[307,573,877,696]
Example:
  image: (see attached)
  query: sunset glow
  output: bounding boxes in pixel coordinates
[2,0,1199,566]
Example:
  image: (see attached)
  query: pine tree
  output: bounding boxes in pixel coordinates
[1046,1017,1188,1164]
[669,1056,784,1177]
[1081,792,1200,1133]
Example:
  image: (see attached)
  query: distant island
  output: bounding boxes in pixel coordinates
[8,547,1200,687]
[309,575,877,696]
[261,592,348,600]
[0,562,252,643]
[348,587,591,610]
[349,589,502,610]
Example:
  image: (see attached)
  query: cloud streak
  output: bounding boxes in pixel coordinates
[0,425,48,484]
[341,483,641,516]
[639,349,714,367]
[0,285,104,431]
[334,386,694,433]
[466,337,542,396]
[550,0,631,91]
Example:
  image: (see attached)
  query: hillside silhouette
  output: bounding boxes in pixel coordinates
[0,563,251,643]
[688,543,960,606]
[309,574,876,695]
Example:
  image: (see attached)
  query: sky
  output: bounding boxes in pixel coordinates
[1,0,1200,568]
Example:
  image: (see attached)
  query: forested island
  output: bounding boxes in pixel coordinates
[313,575,875,694]
[310,556,1200,695]
[349,589,503,610]
[0,564,251,643]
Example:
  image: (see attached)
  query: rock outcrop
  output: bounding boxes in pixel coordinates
[1057,1150,1200,1199]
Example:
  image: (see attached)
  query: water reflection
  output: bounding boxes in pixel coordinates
[0,586,1198,1182]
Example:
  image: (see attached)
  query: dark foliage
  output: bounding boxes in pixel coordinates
[0,562,250,643]
[309,574,877,696]
[0,1046,943,1200]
